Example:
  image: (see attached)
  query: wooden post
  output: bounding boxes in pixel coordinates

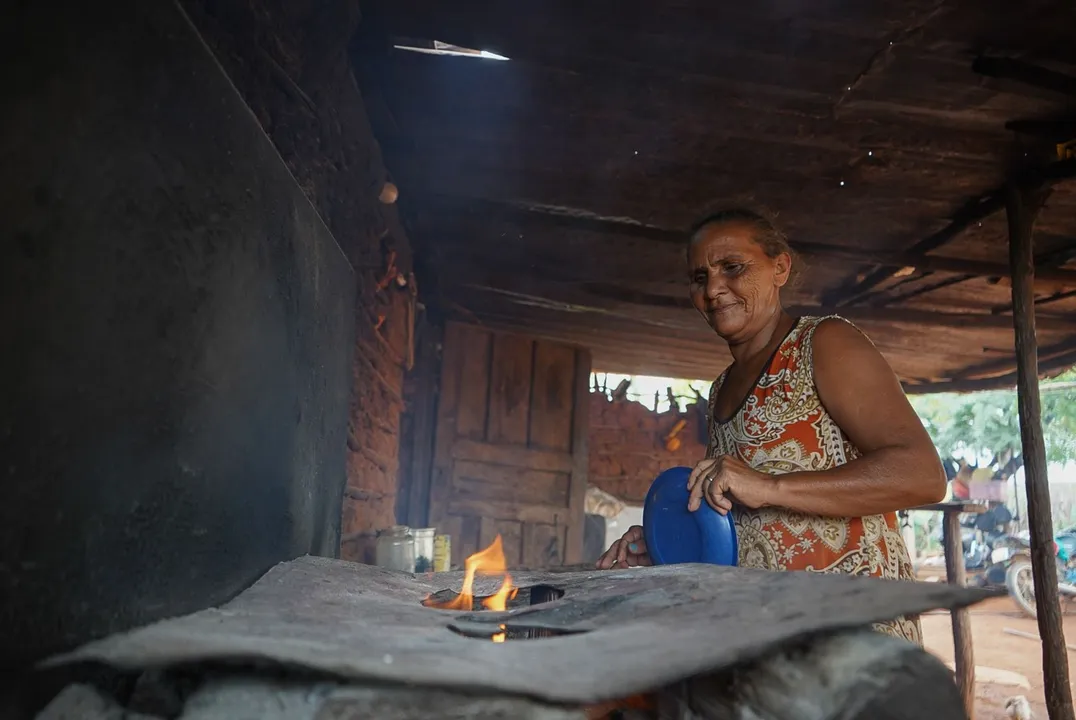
[400,318,443,529]
[1006,182,1075,720]
[941,509,974,716]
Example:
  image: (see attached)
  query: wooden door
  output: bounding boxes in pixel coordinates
[429,322,591,569]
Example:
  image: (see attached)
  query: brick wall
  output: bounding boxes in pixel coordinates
[182,0,411,563]
[588,392,710,504]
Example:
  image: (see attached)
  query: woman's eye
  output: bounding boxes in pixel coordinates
[692,273,707,284]
[724,263,744,275]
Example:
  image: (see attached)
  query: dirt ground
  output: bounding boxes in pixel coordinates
[920,590,1076,719]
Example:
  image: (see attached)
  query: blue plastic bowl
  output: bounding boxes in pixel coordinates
[643,466,739,566]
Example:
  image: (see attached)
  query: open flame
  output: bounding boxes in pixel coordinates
[423,534,518,641]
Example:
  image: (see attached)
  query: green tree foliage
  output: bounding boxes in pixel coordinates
[909,369,1076,472]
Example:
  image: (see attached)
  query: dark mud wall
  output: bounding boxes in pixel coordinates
[0,0,355,668]
[179,0,417,565]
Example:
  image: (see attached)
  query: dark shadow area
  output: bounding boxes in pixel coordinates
[1,0,355,676]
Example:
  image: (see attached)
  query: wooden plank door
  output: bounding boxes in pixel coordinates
[429,322,591,569]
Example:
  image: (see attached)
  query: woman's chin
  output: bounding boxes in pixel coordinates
[707,312,747,338]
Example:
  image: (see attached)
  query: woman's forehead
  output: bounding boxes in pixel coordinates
[689,224,764,263]
[693,220,758,247]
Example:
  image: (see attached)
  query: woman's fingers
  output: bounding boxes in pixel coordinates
[595,546,609,569]
[687,459,718,512]
[597,526,647,569]
[596,537,623,569]
[620,527,647,565]
[704,484,734,515]
[615,526,643,565]
[690,457,736,514]
[687,459,716,491]
[597,540,623,569]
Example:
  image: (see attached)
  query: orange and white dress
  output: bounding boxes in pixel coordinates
[708,315,922,645]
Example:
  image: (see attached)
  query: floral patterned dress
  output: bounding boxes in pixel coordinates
[708,315,922,645]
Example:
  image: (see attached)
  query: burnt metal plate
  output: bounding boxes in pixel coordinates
[43,556,996,704]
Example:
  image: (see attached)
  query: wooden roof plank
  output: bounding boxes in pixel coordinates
[368,0,921,75]
[356,1,1076,388]
[824,160,1076,305]
[375,52,1014,163]
[443,287,1069,387]
[411,197,1076,291]
[974,56,1076,98]
[441,272,1076,332]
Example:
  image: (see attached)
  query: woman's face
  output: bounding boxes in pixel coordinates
[687,221,791,342]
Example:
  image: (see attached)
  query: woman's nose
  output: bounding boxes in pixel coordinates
[706,275,727,299]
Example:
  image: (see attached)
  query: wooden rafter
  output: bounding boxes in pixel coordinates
[1007,119,1076,143]
[947,337,1076,381]
[465,280,1076,331]
[877,242,1076,309]
[418,194,1076,291]
[822,159,1076,306]
[974,56,1076,98]
[894,338,1076,394]
[821,190,1005,306]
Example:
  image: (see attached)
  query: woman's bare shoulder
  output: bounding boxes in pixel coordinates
[810,316,877,356]
[809,316,898,398]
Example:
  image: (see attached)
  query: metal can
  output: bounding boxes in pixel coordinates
[433,534,451,572]
[412,528,435,573]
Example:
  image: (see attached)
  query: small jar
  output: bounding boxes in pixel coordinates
[375,525,415,573]
[412,528,435,572]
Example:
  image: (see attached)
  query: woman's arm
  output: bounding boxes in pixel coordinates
[763,318,947,516]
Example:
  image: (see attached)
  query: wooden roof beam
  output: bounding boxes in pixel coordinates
[821,190,1004,306]
[869,240,1076,309]
[986,243,1076,314]
[945,337,1076,382]
[973,56,1076,98]
[902,349,1076,393]
[471,281,1076,331]
[1007,119,1076,143]
[822,158,1076,306]
[450,287,1073,391]
[418,194,1076,291]
[799,243,1076,289]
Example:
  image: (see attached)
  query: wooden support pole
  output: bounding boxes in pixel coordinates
[941,509,975,716]
[401,318,443,529]
[1006,182,1075,720]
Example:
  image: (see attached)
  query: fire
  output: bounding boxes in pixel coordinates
[423,534,518,642]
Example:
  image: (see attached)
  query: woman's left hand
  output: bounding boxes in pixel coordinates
[687,456,777,514]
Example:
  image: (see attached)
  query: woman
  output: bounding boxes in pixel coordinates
[596,208,946,644]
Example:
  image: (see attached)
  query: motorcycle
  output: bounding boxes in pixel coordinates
[1003,526,1076,619]
[930,507,1016,587]
[979,532,1023,587]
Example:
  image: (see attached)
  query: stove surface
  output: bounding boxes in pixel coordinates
[45,556,994,704]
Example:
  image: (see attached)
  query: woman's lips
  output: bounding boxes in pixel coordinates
[709,304,739,315]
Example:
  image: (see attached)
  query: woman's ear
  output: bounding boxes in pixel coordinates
[773,252,792,288]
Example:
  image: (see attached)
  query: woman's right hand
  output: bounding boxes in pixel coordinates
[595,525,652,569]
